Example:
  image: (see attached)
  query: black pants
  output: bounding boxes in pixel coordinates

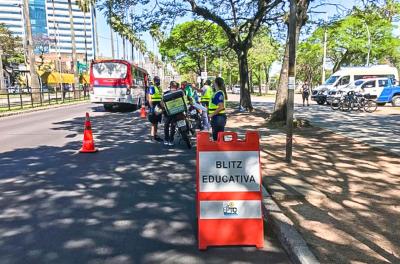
[302,92,309,105]
[211,115,227,141]
[164,115,177,142]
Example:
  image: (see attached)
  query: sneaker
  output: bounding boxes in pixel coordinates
[164,141,169,146]
[168,141,174,146]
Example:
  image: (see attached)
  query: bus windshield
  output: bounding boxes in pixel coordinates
[325,75,339,85]
[92,62,128,79]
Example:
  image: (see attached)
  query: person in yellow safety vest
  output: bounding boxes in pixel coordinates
[198,79,213,131]
[208,77,227,141]
[147,76,163,142]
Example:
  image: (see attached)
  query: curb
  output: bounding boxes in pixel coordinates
[262,185,320,264]
[0,100,89,118]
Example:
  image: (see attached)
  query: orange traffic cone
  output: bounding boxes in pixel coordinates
[140,105,147,118]
[79,112,98,153]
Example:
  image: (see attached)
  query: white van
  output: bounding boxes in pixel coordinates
[311,65,399,105]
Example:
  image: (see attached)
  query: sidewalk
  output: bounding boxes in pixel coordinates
[226,106,400,264]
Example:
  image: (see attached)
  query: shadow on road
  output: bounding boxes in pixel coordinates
[0,108,289,264]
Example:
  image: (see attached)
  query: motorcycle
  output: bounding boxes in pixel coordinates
[172,112,192,149]
[187,104,203,132]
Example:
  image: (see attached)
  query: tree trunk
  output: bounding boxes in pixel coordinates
[264,64,270,94]
[270,0,310,122]
[237,49,253,111]
[92,5,99,59]
[249,68,254,93]
[83,11,88,67]
[67,0,79,94]
[108,1,115,58]
[258,64,262,95]
[270,18,302,122]
[123,37,126,60]
[23,0,41,101]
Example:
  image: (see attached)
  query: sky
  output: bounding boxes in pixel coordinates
[96,0,360,59]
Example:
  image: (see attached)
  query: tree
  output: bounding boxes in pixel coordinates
[271,0,310,122]
[159,21,228,76]
[296,4,400,86]
[75,0,91,63]
[248,29,280,94]
[67,0,79,90]
[33,34,51,71]
[22,0,40,100]
[111,0,285,111]
[296,35,323,87]
[0,24,24,66]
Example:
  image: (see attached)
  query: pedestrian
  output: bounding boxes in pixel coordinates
[162,81,179,146]
[198,79,213,131]
[302,81,310,106]
[209,77,227,141]
[184,83,194,100]
[147,76,163,141]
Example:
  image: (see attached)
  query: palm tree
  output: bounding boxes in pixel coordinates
[67,0,79,92]
[75,0,89,67]
[149,24,164,76]
[107,0,115,58]
[76,0,99,59]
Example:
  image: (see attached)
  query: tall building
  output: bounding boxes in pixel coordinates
[0,0,94,61]
[0,1,25,38]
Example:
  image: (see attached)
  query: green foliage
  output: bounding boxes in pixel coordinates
[297,3,400,86]
[108,14,147,55]
[159,21,228,75]
[248,30,280,86]
[0,23,24,66]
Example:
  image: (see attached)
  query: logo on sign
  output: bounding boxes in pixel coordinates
[223,202,238,216]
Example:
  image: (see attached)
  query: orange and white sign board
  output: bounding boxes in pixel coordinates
[196,131,264,250]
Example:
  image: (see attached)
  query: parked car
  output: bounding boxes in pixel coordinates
[21,87,32,93]
[7,86,20,94]
[232,85,241,94]
[375,79,400,106]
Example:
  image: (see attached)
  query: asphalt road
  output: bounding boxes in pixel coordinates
[0,103,291,264]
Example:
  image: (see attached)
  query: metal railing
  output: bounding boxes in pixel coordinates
[0,88,89,112]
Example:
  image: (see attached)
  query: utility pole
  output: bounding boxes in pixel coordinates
[322,18,327,84]
[22,0,41,101]
[204,55,207,73]
[0,48,4,91]
[286,0,297,163]
[219,50,222,77]
[365,23,371,67]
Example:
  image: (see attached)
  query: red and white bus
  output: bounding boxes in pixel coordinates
[89,59,148,111]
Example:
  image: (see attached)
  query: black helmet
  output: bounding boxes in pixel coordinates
[154,76,161,86]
